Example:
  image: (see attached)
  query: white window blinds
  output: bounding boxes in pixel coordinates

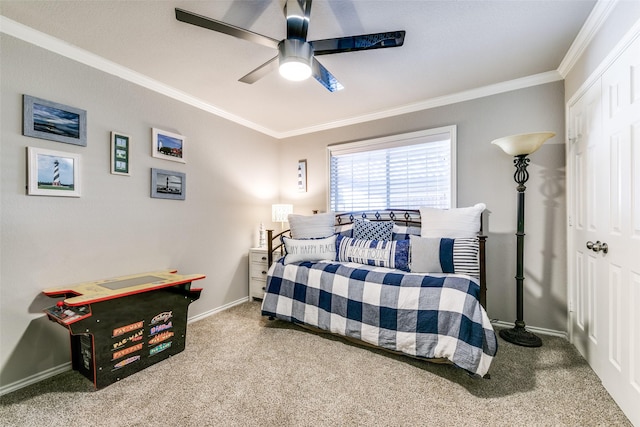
[328,126,456,212]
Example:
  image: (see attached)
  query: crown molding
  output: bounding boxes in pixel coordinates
[278,70,563,138]
[0,16,280,138]
[557,0,618,78]
[1,15,563,140]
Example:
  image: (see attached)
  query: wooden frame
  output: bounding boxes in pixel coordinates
[110,132,130,176]
[151,168,185,200]
[297,159,307,192]
[151,128,185,163]
[27,146,81,197]
[23,95,87,146]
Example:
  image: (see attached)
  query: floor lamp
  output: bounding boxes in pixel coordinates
[491,131,555,347]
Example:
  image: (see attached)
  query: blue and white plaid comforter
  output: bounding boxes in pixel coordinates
[261,260,497,377]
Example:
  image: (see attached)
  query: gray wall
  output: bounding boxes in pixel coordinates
[12,6,631,389]
[0,35,280,388]
[278,81,568,333]
[565,0,640,102]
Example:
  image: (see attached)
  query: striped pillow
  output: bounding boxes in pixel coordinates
[392,224,421,240]
[409,236,479,277]
[336,235,410,271]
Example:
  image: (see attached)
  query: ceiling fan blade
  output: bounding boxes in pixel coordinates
[311,58,344,92]
[311,31,405,56]
[175,8,280,50]
[238,56,279,84]
[285,0,312,41]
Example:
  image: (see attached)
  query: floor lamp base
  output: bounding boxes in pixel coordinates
[499,322,542,347]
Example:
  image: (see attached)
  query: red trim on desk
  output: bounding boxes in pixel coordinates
[63,276,205,306]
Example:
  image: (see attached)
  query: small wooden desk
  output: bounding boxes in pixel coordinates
[43,269,205,389]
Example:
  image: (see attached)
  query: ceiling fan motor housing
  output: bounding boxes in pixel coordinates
[278,39,314,81]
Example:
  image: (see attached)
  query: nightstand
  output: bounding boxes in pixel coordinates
[248,247,269,301]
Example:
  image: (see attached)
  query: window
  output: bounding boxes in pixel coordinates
[328,126,456,212]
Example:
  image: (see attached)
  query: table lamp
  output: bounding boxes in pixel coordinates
[272,204,293,233]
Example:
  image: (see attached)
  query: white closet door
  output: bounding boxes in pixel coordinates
[569,35,640,426]
[598,35,640,425]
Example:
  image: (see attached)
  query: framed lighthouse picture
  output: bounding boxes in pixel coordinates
[27,147,81,197]
[297,159,307,192]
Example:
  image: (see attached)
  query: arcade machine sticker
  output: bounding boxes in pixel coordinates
[113,355,141,370]
[149,331,173,345]
[112,330,144,352]
[150,342,172,356]
[112,343,143,361]
[151,311,172,325]
[149,321,172,336]
[113,321,144,337]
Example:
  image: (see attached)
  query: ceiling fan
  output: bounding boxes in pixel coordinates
[175,0,406,92]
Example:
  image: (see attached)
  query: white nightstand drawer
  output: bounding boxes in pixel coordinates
[248,248,269,300]
[250,262,268,280]
[250,251,268,264]
[249,278,267,299]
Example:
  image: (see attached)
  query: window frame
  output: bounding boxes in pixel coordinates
[326,125,457,211]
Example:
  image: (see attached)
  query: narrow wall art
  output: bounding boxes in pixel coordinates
[298,159,307,192]
[110,132,130,176]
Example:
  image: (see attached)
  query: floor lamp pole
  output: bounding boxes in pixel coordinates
[499,154,542,347]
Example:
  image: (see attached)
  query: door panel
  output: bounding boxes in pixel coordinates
[569,34,640,426]
[599,35,640,426]
[569,80,603,374]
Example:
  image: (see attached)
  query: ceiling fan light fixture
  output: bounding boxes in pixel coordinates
[278,39,313,81]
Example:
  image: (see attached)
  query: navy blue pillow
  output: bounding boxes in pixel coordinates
[336,234,410,271]
[353,219,393,241]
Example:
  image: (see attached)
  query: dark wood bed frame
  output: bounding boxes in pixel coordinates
[266,209,487,308]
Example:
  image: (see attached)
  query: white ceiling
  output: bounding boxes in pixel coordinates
[0,0,597,138]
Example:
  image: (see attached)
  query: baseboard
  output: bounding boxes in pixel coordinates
[0,297,250,397]
[187,296,249,324]
[0,362,72,397]
[491,320,568,340]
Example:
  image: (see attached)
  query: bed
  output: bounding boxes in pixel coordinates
[260,207,497,377]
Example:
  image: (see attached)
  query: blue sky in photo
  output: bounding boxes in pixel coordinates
[33,103,80,138]
[157,134,182,150]
[37,154,74,185]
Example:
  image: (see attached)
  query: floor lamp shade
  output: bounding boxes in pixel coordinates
[491,131,555,347]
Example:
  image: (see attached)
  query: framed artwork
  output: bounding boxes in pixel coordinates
[151,128,185,163]
[27,147,81,197]
[110,132,130,176]
[23,95,87,146]
[297,159,307,192]
[151,168,185,200]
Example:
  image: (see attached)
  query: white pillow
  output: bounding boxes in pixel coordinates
[282,235,337,265]
[419,203,486,238]
[288,213,335,239]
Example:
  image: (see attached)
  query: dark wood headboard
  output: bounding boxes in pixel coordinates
[266,210,487,308]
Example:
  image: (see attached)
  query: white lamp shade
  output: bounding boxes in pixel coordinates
[278,39,313,81]
[279,61,312,81]
[491,132,555,156]
[272,204,293,222]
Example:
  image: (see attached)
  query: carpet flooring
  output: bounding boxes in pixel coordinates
[0,301,631,426]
